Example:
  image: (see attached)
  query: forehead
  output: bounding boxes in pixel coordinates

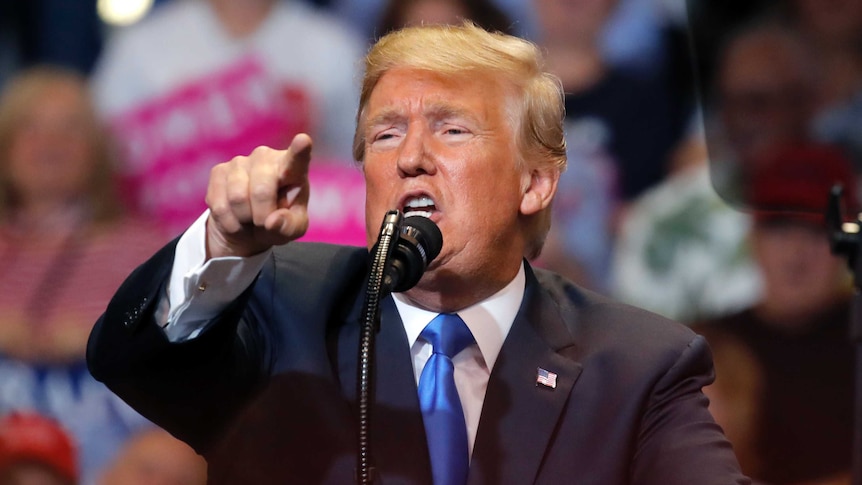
[365,67,515,122]
[720,36,810,93]
[20,83,89,121]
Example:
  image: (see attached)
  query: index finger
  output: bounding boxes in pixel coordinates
[246,134,312,226]
[279,133,313,191]
[262,134,313,238]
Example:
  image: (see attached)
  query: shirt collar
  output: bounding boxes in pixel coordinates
[393,262,526,372]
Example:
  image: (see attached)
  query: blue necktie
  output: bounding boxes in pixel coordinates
[418,313,475,485]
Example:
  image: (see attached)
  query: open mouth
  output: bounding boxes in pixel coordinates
[403,195,436,218]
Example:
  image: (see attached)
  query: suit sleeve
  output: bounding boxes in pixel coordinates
[630,334,751,485]
[86,237,269,453]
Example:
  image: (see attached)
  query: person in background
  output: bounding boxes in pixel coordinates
[0,66,168,363]
[0,65,163,485]
[90,0,365,235]
[612,21,824,323]
[0,411,78,485]
[97,427,206,485]
[694,142,856,485]
[710,22,819,201]
[533,0,686,292]
[375,0,514,37]
[785,0,862,189]
[783,0,862,114]
[324,0,534,40]
[611,117,760,322]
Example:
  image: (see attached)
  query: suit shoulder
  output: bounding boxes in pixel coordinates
[533,267,698,353]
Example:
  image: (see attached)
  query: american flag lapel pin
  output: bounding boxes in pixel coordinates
[536,367,558,389]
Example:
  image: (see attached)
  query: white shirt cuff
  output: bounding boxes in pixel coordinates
[163,210,271,341]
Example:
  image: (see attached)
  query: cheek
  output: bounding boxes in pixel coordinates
[361,164,393,239]
[363,167,391,209]
[64,143,97,176]
[66,136,94,163]
[7,145,40,184]
[8,135,36,163]
[809,255,844,281]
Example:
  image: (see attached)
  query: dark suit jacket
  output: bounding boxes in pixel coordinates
[87,240,749,484]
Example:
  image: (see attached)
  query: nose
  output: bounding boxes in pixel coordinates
[396,124,436,177]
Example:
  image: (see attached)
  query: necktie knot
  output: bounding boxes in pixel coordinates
[421,313,475,359]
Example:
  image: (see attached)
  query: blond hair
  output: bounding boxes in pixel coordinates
[353,22,567,258]
[0,65,121,223]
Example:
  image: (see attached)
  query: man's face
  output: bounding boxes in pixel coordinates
[719,36,813,164]
[535,0,618,44]
[361,67,534,309]
[752,221,846,323]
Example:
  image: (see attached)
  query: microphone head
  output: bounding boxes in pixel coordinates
[401,215,443,265]
[384,216,443,293]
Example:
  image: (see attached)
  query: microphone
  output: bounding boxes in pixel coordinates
[383,215,443,293]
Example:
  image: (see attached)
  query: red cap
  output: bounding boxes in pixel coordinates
[0,411,77,482]
[747,142,858,225]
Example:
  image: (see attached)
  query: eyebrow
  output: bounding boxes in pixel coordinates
[427,103,478,125]
[365,109,403,128]
[365,102,479,128]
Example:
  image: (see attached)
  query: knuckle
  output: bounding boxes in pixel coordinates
[250,145,272,157]
[210,162,228,178]
[228,155,249,167]
[225,188,247,207]
[208,199,231,219]
[249,183,272,202]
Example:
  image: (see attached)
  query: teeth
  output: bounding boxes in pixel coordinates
[404,196,434,209]
[403,196,434,218]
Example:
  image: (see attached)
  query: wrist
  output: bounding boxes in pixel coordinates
[205,217,266,260]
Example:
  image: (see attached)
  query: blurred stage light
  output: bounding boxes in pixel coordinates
[97,0,154,26]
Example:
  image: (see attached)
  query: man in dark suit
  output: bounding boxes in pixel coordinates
[87,23,748,484]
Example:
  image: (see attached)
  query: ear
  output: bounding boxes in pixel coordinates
[519,166,559,216]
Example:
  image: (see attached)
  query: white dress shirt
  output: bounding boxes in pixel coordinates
[393,268,524,456]
[162,211,525,457]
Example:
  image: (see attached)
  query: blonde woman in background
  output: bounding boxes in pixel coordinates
[0,66,165,485]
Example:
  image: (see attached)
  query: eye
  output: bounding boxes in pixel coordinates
[439,122,474,141]
[369,127,402,149]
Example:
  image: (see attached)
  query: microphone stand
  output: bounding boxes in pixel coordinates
[826,185,862,485]
[356,210,402,485]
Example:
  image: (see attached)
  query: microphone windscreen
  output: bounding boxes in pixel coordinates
[401,216,443,265]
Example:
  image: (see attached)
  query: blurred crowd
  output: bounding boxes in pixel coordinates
[0,0,859,484]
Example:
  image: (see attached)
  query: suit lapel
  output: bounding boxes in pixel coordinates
[336,295,433,484]
[469,265,583,485]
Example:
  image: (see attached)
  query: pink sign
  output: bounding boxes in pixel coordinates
[111,56,312,235]
[302,163,367,247]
